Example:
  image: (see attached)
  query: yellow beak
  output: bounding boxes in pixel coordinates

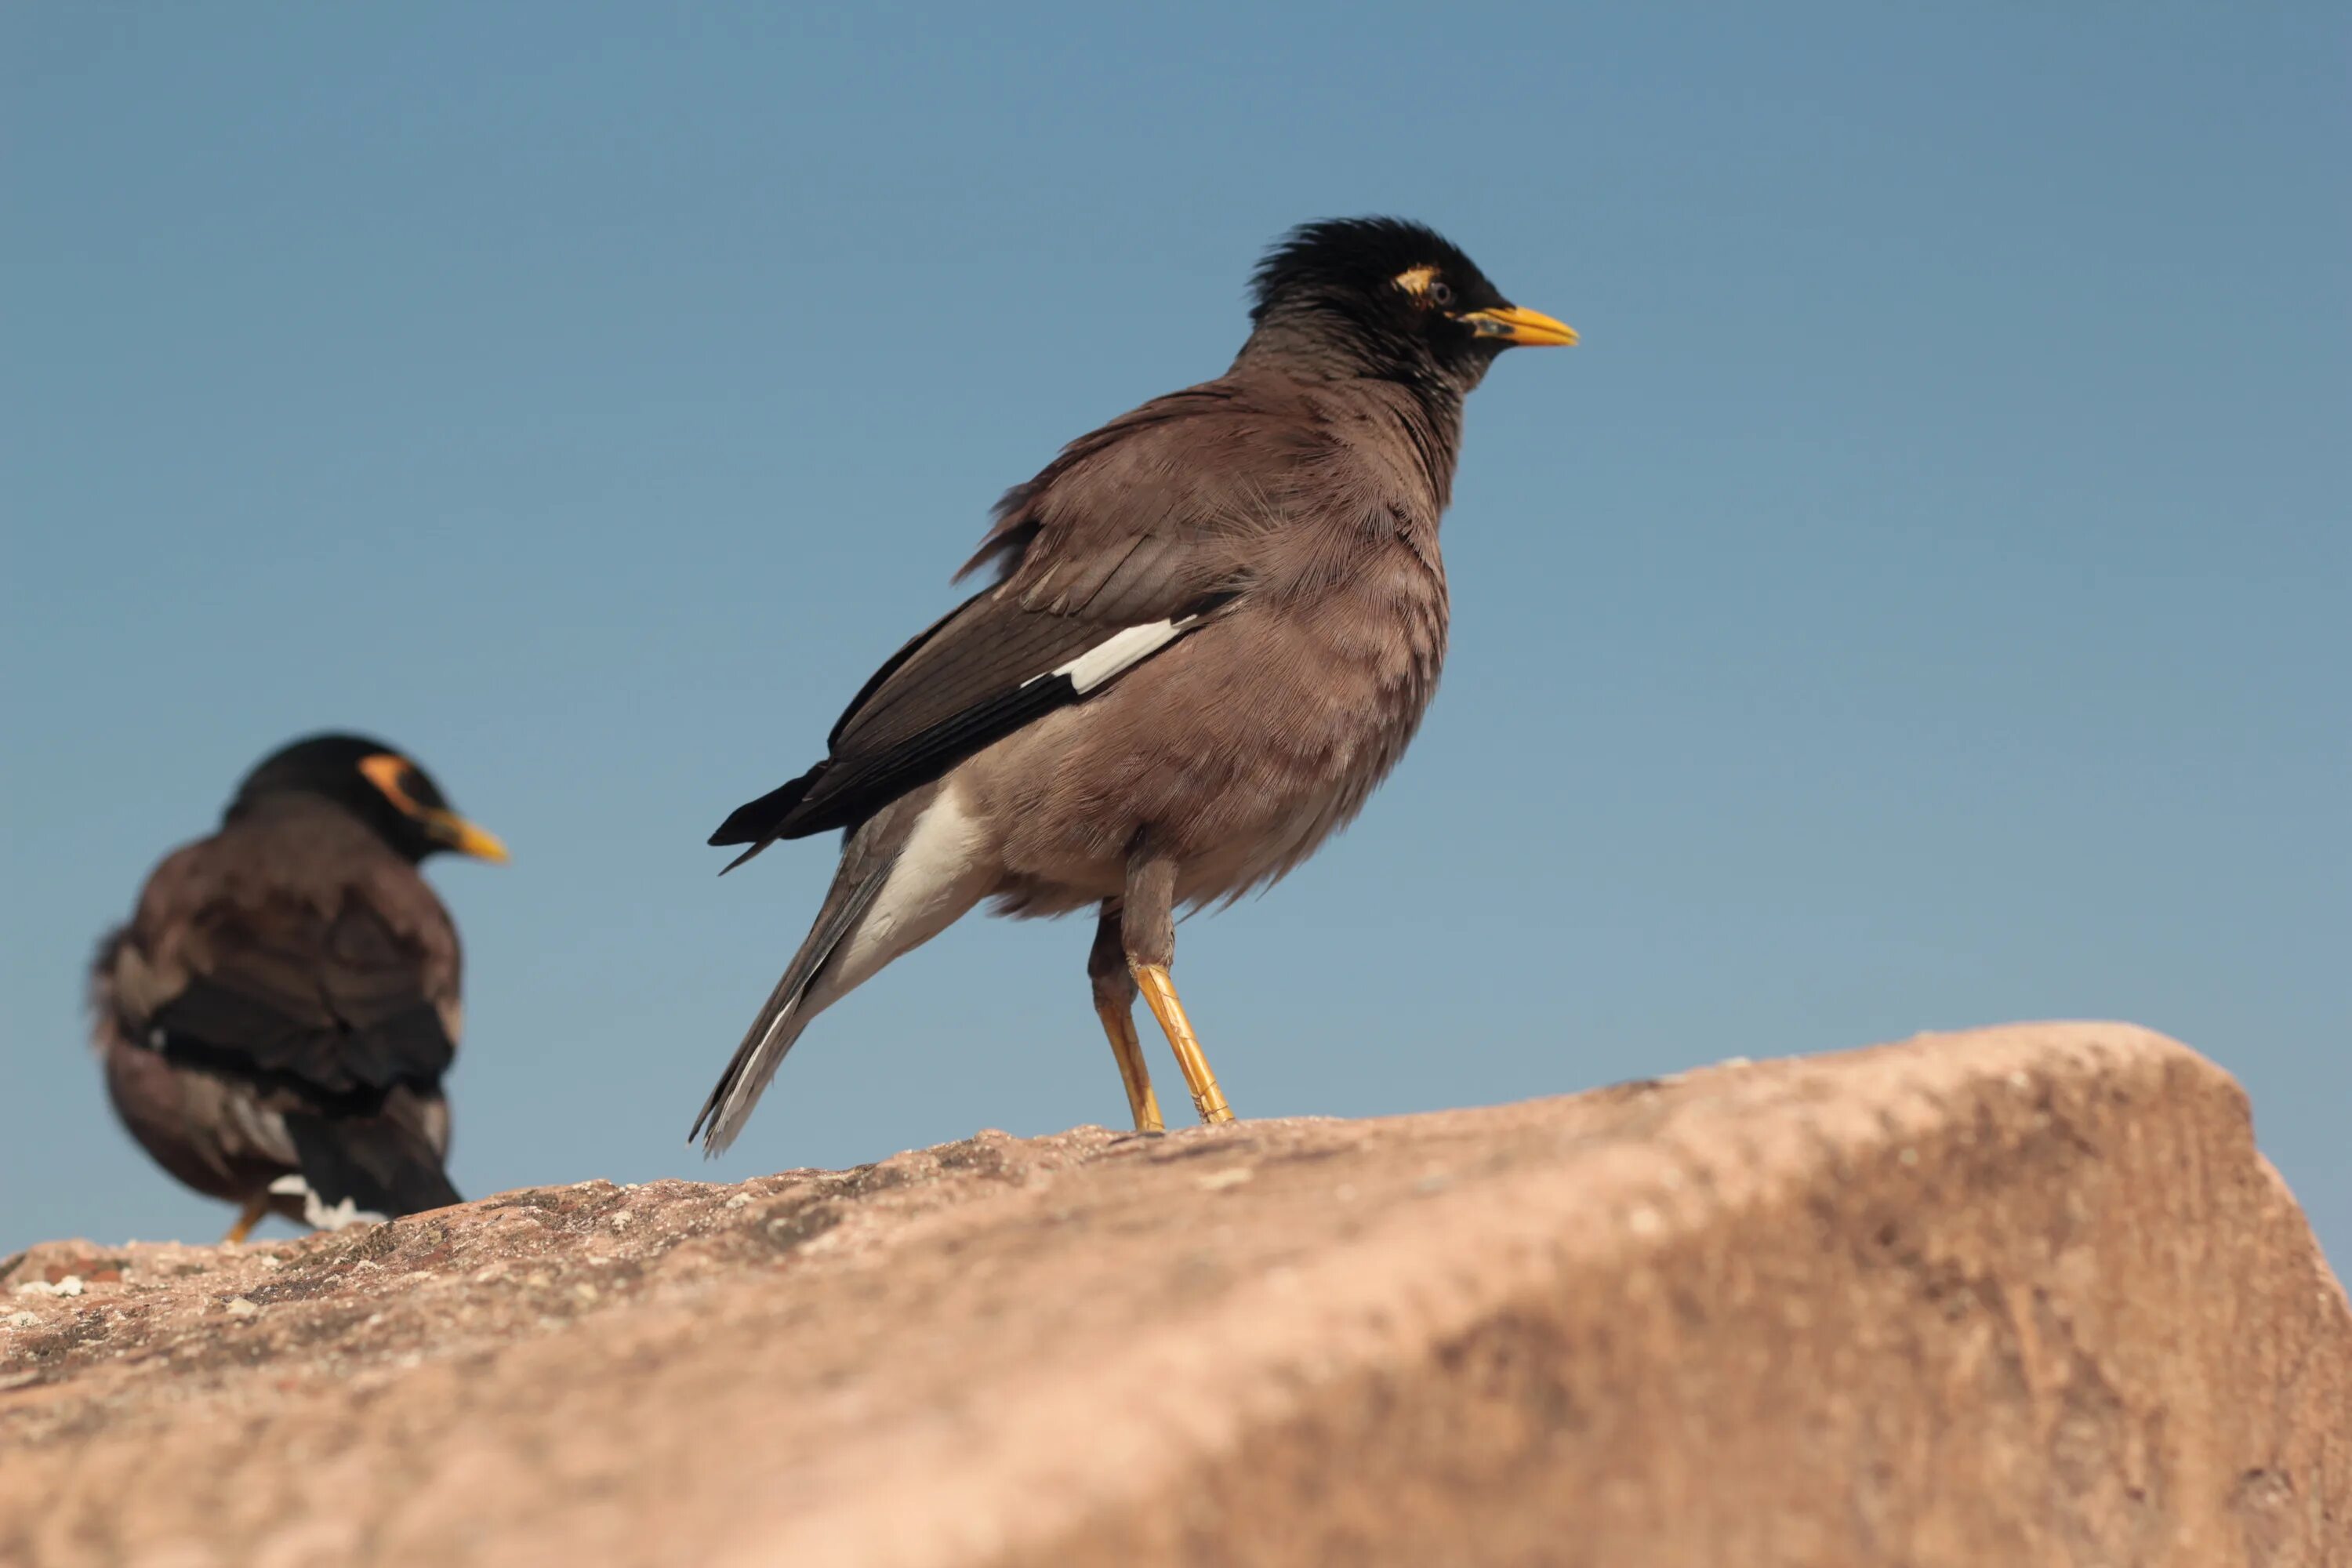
[426,811,510,864]
[1460,304,1578,347]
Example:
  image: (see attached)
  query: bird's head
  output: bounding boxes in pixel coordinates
[227,733,508,866]
[1244,216,1574,391]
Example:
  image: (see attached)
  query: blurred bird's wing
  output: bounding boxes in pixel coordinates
[106,835,463,1105]
[710,383,1325,862]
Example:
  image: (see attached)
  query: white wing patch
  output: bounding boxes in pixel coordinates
[1038,615,1197,695]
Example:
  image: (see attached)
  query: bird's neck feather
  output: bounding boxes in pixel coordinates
[1233,313,1468,506]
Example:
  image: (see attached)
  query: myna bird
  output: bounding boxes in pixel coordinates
[89,734,506,1240]
[696,216,1573,1151]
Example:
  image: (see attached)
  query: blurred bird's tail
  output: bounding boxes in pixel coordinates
[280,1110,462,1224]
[691,781,992,1156]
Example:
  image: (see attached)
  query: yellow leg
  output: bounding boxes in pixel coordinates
[1131,963,1235,1125]
[1096,1002,1167,1132]
[222,1195,268,1245]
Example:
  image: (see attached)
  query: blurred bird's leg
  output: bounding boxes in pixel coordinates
[1123,844,1236,1125]
[1089,902,1164,1133]
[222,1195,267,1245]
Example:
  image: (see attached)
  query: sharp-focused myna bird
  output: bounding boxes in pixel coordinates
[89,734,506,1240]
[696,216,1573,1151]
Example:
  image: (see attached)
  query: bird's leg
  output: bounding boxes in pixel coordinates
[222,1195,267,1245]
[1123,844,1235,1125]
[1089,902,1163,1132]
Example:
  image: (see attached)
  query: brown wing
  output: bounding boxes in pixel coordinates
[102,814,463,1109]
[710,379,1332,859]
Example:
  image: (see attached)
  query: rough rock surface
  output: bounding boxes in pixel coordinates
[2,1022,2344,1568]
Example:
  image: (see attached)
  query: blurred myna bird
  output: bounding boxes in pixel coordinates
[698,216,1573,1151]
[90,735,506,1240]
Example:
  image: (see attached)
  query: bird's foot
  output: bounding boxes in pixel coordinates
[1130,964,1236,1126]
[220,1195,268,1246]
[1095,1001,1168,1132]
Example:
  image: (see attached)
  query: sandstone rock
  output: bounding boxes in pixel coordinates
[1,1022,2343,1566]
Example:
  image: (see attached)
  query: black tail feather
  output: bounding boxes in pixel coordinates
[283,1112,462,1218]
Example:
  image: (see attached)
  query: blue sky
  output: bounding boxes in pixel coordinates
[5,5,2345,1265]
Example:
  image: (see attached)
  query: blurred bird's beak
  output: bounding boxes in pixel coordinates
[1460,305,1578,347]
[425,811,510,863]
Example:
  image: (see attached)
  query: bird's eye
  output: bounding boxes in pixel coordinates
[1428,280,1454,307]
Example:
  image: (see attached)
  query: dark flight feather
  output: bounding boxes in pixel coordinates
[143,893,455,1101]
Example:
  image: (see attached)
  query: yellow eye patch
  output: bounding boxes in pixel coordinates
[1393,265,1442,297]
[359,753,424,817]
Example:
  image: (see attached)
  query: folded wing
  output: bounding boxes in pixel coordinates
[711,381,1332,863]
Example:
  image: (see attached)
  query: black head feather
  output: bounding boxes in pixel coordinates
[1250,218,1499,321]
[228,732,465,862]
[1240,216,1521,390]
